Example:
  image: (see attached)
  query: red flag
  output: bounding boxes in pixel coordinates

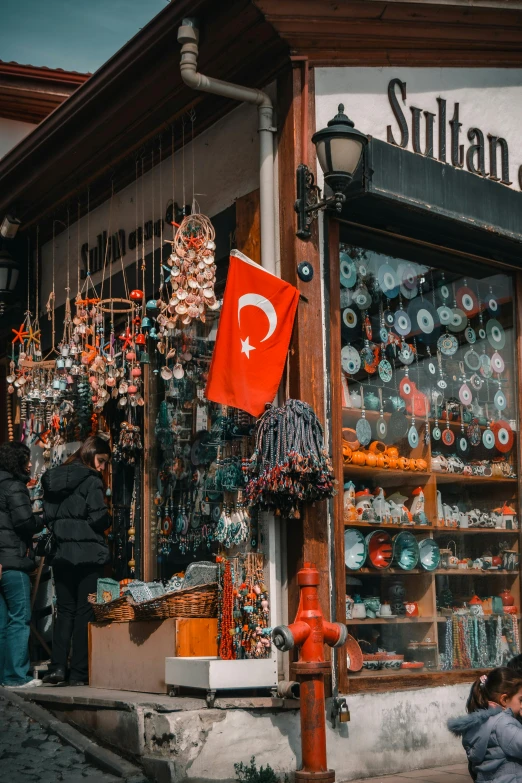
[205,250,300,416]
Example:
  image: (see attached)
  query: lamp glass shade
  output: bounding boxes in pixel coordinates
[0,269,7,290]
[0,250,18,294]
[312,104,368,191]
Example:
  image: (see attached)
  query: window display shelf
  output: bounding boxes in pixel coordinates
[343,466,431,481]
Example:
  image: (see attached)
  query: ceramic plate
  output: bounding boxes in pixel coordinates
[418,538,441,571]
[393,531,420,571]
[344,529,367,571]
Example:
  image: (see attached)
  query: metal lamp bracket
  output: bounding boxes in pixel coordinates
[294,164,346,240]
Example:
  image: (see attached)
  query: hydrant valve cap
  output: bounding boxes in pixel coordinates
[333,622,349,648]
[272,625,295,652]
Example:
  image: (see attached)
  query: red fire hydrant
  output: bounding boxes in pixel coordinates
[272,562,347,783]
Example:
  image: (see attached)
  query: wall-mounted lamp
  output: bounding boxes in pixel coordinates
[295,104,368,240]
[0,214,21,239]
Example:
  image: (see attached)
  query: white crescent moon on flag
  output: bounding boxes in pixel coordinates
[237,293,277,343]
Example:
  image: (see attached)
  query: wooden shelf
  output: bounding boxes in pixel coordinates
[345,616,438,625]
[435,569,517,576]
[433,527,519,534]
[434,473,517,484]
[343,465,430,481]
[345,521,435,531]
[356,568,423,574]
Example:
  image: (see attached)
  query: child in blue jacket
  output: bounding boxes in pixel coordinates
[448,667,522,783]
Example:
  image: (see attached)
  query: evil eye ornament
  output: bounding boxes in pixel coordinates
[342,308,358,329]
[408,426,419,448]
[448,308,467,333]
[442,428,455,446]
[432,426,441,441]
[378,359,393,383]
[486,319,506,350]
[427,360,437,376]
[465,326,476,344]
[394,309,411,337]
[491,352,505,373]
[491,420,514,453]
[487,297,499,316]
[478,327,486,340]
[399,377,413,399]
[376,418,388,439]
[457,435,470,458]
[408,298,439,344]
[340,288,354,308]
[383,310,395,328]
[437,306,453,326]
[398,262,418,291]
[377,264,400,298]
[353,285,372,310]
[440,284,450,301]
[398,343,414,365]
[482,428,496,449]
[494,389,507,411]
[459,383,473,406]
[360,344,374,365]
[464,348,481,372]
[438,333,458,356]
[340,253,357,288]
[470,374,483,391]
[379,326,389,343]
[341,345,361,375]
[456,286,479,316]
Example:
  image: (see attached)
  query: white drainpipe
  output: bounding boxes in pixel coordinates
[177,19,277,275]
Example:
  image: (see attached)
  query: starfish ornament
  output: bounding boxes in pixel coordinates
[12,323,29,345]
[26,325,41,347]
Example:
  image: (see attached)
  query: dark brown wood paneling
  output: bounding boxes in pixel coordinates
[278,65,333,672]
[347,668,488,694]
[253,0,522,67]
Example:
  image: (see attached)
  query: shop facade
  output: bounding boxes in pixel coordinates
[1,2,522,780]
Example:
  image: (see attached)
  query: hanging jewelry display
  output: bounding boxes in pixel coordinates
[245,399,335,519]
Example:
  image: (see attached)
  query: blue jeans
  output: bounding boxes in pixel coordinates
[0,570,32,685]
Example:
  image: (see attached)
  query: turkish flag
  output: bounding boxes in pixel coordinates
[205,250,300,416]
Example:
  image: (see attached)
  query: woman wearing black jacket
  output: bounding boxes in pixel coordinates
[42,435,111,686]
[0,441,43,688]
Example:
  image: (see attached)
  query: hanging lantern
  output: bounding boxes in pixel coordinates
[130,289,144,301]
[0,248,20,315]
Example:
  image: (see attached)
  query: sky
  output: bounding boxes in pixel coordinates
[0,0,167,73]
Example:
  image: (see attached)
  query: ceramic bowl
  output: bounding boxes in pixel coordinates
[366,530,393,570]
[393,531,420,571]
[344,529,367,571]
[418,538,441,571]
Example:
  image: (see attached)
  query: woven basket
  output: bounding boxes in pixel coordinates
[88,593,136,623]
[133,583,218,620]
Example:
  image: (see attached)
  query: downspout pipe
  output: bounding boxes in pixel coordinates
[177,19,277,275]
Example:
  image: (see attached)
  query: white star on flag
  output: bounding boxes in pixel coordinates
[240,336,255,358]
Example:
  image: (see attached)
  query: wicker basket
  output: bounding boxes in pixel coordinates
[133,583,218,620]
[88,593,136,623]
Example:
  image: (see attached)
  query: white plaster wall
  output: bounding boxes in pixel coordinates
[315,67,522,190]
[141,682,469,782]
[0,117,37,159]
[41,99,262,307]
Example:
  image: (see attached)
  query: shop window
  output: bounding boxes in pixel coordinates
[338,241,520,681]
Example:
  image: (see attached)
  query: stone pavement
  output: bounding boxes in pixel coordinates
[350,764,470,783]
[0,694,122,783]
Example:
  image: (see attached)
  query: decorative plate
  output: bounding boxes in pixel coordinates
[437,305,453,326]
[346,635,364,672]
[464,349,481,372]
[491,419,514,453]
[408,298,440,343]
[442,428,455,446]
[344,528,367,571]
[456,286,479,316]
[353,285,372,310]
[356,417,372,447]
[366,530,394,570]
[394,309,412,337]
[378,359,393,383]
[377,263,400,298]
[448,308,467,333]
[418,538,441,571]
[393,531,420,571]
[342,308,358,329]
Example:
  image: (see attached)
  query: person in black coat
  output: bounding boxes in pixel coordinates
[42,435,111,686]
[0,441,43,688]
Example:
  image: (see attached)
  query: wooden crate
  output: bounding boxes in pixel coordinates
[89,617,218,693]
